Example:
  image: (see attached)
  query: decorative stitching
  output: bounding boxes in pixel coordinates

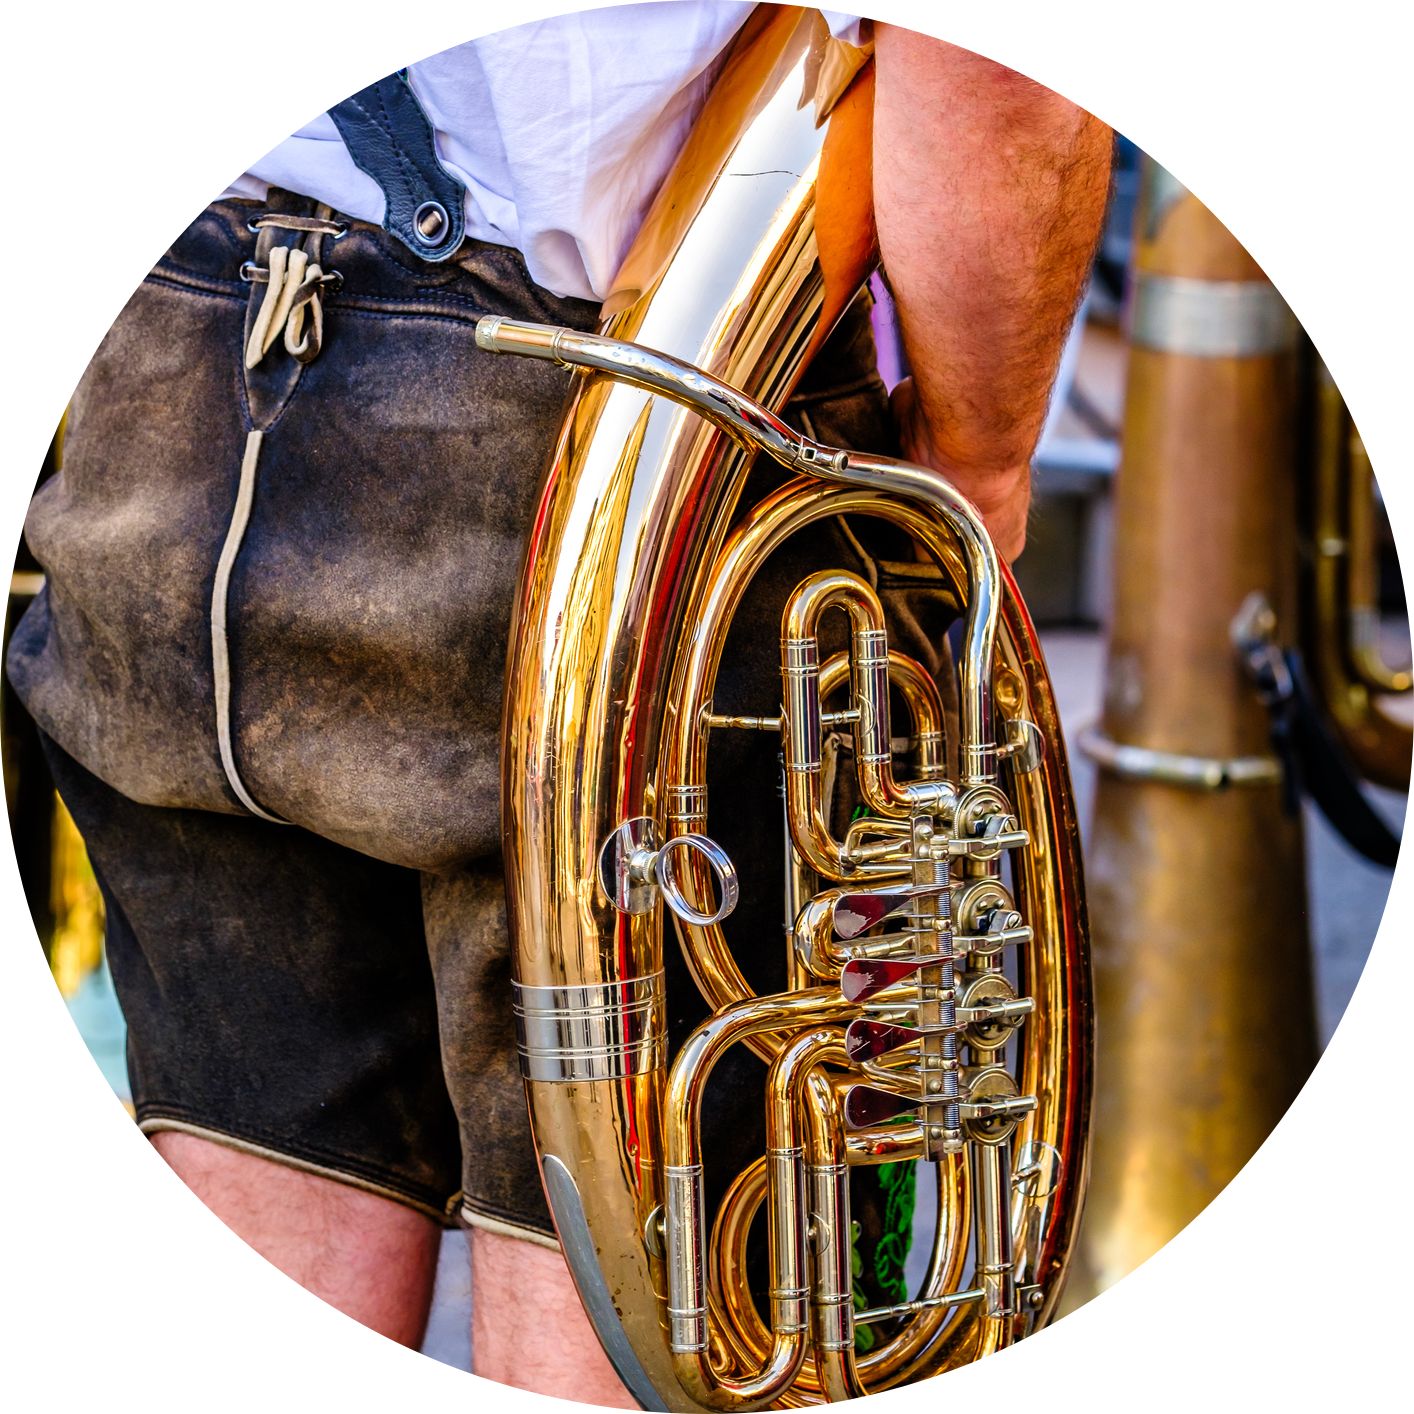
[145,271,248,304]
[304,305,501,332]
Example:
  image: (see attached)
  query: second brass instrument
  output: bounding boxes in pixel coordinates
[1302,354,1411,791]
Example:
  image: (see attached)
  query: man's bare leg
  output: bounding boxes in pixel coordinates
[152,1131,441,1348]
[469,1227,635,1407]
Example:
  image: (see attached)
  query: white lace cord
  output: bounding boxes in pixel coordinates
[210,429,287,823]
[219,212,341,819]
[261,246,307,356]
[244,246,288,369]
[283,263,325,360]
[244,245,330,369]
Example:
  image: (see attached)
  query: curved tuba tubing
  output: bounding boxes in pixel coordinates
[484,10,1090,1407]
[1301,353,1411,790]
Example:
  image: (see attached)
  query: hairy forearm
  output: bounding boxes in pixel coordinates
[874,27,1113,557]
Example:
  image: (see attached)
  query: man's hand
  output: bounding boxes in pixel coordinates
[890,376,1032,563]
[873,27,1113,562]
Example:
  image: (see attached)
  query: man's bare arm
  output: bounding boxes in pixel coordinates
[873,27,1113,560]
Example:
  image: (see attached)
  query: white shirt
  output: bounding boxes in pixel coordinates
[222,4,862,301]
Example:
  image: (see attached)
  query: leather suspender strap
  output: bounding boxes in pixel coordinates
[329,72,467,262]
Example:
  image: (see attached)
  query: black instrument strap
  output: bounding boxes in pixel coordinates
[1250,643,1403,868]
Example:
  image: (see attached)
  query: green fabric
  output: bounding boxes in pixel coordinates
[873,1158,917,1302]
[850,1160,917,1352]
[850,1225,875,1352]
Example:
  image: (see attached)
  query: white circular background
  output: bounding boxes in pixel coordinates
[1,3,1407,1409]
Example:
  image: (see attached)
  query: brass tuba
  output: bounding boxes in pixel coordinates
[479,10,1090,1406]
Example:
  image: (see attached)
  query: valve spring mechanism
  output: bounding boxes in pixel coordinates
[910,815,961,1154]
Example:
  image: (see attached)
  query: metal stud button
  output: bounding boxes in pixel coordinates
[413,200,450,247]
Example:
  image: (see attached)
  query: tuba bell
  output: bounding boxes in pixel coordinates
[479,9,1091,1406]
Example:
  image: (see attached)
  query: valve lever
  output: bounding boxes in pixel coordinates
[845,1082,1039,1131]
[845,1018,925,1061]
[833,882,950,940]
[846,1004,1031,1061]
[842,955,920,1002]
[840,954,936,1002]
[843,1085,925,1128]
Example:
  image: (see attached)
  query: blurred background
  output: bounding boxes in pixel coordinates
[4,138,1407,1368]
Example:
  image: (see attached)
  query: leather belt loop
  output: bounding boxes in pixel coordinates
[328,71,467,262]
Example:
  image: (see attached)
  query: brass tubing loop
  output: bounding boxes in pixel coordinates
[492,10,1090,1405]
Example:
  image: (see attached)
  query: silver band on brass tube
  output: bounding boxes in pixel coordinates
[768,1147,809,1334]
[667,782,709,831]
[1079,727,1282,790]
[914,728,945,778]
[666,1164,708,1354]
[782,637,821,773]
[513,972,665,1082]
[854,627,892,765]
[809,1161,853,1352]
[1128,273,1297,358]
[975,1142,1016,1324]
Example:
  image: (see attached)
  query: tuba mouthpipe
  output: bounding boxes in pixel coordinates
[476,319,807,469]
[476,317,1001,783]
